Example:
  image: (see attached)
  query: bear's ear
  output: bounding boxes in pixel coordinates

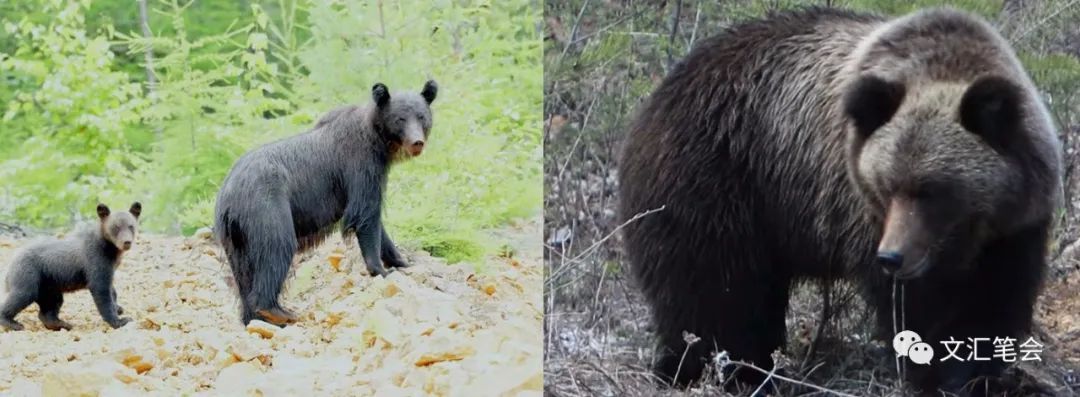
[843,75,906,137]
[421,80,438,104]
[959,75,1022,146]
[96,204,111,220]
[129,202,142,219]
[372,83,390,108]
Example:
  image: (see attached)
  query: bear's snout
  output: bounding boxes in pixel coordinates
[408,140,425,156]
[877,198,933,279]
[876,251,904,271]
[122,241,132,250]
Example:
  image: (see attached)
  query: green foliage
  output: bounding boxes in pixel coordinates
[1020,52,1080,126]
[836,0,1002,17]
[1,0,149,225]
[0,0,541,264]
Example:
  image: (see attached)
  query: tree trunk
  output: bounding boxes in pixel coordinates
[137,0,162,140]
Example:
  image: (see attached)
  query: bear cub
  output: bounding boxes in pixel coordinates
[0,202,141,331]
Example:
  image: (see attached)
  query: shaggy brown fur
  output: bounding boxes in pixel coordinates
[618,7,1061,396]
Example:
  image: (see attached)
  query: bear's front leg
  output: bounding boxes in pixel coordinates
[899,224,1047,396]
[381,227,409,268]
[344,181,391,277]
[111,286,123,316]
[353,212,390,277]
[88,271,130,329]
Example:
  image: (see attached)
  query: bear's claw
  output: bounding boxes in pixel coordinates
[255,307,299,326]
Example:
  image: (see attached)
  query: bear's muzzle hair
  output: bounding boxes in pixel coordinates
[877,197,932,279]
[403,119,426,157]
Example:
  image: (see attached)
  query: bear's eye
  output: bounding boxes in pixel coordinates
[418,114,426,122]
[397,117,406,123]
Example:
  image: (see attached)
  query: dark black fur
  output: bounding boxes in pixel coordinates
[619,8,1059,396]
[214,80,437,326]
[0,202,141,331]
[843,75,906,137]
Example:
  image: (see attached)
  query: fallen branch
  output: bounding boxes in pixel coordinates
[567,205,664,264]
[0,223,27,237]
[712,351,860,397]
[545,205,665,288]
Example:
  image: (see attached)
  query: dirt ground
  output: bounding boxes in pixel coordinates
[0,218,542,396]
[544,255,1080,397]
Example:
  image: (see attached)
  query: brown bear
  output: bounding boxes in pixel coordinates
[618,7,1061,396]
[1,202,142,331]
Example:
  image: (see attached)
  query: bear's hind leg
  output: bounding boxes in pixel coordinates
[0,293,34,331]
[250,249,300,326]
[224,202,300,326]
[231,244,298,326]
[1,270,40,331]
[223,244,259,325]
[37,290,72,331]
[247,231,300,326]
[1,289,35,331]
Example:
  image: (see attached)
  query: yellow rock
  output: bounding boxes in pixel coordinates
[328,253,345,271]
[124,357,154,375]
[115,349,155,375]
[384,281,402,297]
[246,320,280,339]
[41,360,138,397]
[414,344,474,367]
[324,312,343,327]
[227,337,269,362]
[140,315,162,331]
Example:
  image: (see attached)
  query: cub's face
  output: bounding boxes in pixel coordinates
[370,80,438,162]
[844,75,1026,279]
[97,202,142,252]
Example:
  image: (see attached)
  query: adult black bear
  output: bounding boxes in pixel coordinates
[1,202,142,331]
[215,81,437,326]
[618,7,1061,396]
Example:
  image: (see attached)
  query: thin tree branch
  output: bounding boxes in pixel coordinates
[138,0,162,140]
[666,0,683,70]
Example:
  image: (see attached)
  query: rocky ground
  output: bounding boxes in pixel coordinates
[0,218,542,396]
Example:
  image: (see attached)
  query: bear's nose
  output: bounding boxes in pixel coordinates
[122,241,132,250]
[409,140,425,156]
[876,251,903,272]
